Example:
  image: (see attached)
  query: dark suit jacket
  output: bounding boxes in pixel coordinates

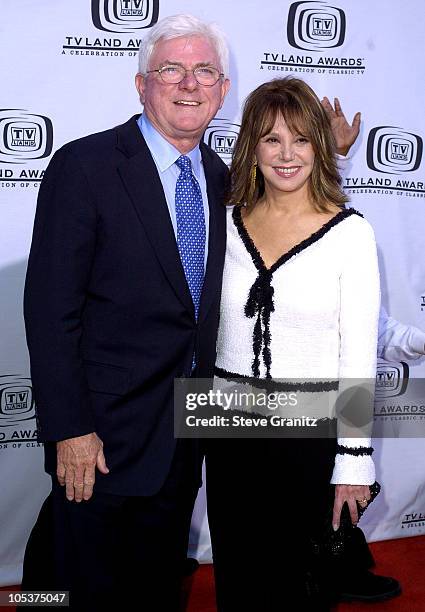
[24,115,228,496]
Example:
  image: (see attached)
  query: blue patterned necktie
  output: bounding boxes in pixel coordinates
[175,155,206,320]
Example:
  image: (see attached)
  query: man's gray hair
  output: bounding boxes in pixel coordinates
[138,14,229,78]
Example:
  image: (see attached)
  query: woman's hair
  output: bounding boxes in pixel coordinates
[228,77,348,211]
[138,14,229,79]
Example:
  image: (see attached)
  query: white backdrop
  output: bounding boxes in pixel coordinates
[1,0,425,584]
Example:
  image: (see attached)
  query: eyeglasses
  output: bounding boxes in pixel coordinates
[146,64,224,86]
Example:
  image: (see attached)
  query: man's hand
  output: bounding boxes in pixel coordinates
[332,483,370,530]
[321,96,361,157]
[56,432,109,502]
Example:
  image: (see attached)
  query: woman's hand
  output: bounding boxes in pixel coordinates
[332,484,370,530]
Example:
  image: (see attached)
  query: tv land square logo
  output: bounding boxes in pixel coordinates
[0,110,53,164]
[260,2,365,77]
[0,110,52,189]
[374,361,425,423]
[91,0,159,33]
[62,0,159,56]
[204,119,240,165]
[344,126,425,199]
[375,361,409,400]
[367,127,423,174]
[0,375,39,448]
[287,1,346,51]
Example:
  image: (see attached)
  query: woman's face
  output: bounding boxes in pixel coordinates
[254,114,315,198]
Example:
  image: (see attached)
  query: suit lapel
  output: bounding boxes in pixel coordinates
[199,143,227,323]
[115,117,194,316]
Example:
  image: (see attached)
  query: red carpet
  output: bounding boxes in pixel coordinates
[184,536,425,612]
[2,535,424,611]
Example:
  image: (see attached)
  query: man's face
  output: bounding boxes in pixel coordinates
[136,35,230,151]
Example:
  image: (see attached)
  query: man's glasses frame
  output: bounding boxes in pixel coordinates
[146,64,224,87]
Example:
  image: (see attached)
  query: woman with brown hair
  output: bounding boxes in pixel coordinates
[206,77,380,610]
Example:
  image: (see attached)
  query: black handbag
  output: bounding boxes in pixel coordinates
[303,482,381,606]
[313,481,381,560]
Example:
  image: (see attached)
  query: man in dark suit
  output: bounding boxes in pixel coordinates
[22,13,230,611]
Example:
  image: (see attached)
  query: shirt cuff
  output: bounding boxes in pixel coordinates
[331,453,375,485]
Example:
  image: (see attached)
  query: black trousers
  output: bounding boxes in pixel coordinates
[20,440,200,612]
[206,437,341,612]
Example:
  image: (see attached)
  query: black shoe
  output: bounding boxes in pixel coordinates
[339,570,401,602]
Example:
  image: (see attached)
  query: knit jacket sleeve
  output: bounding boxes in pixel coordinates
[331,215,380,485]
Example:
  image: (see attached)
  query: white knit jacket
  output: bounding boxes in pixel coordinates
[215,205,380,485]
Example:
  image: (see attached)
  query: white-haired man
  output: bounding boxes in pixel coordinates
[22,14,230,611]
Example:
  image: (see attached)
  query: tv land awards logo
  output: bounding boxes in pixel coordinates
[0,110,52,190]
[367,127,423,174]
[0,376,39,449]
[374,361,425,424]
[287,1,346,51]
[91,0,159,32]
[375,361,409,400]
[0,376,35,427]
[260,2,364,76]
[0,108,53,190]
[401,511,425,531]
[0,110,53,164]
[204,119,240,165]
[344,125,425,200]
[62,0,159,56]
